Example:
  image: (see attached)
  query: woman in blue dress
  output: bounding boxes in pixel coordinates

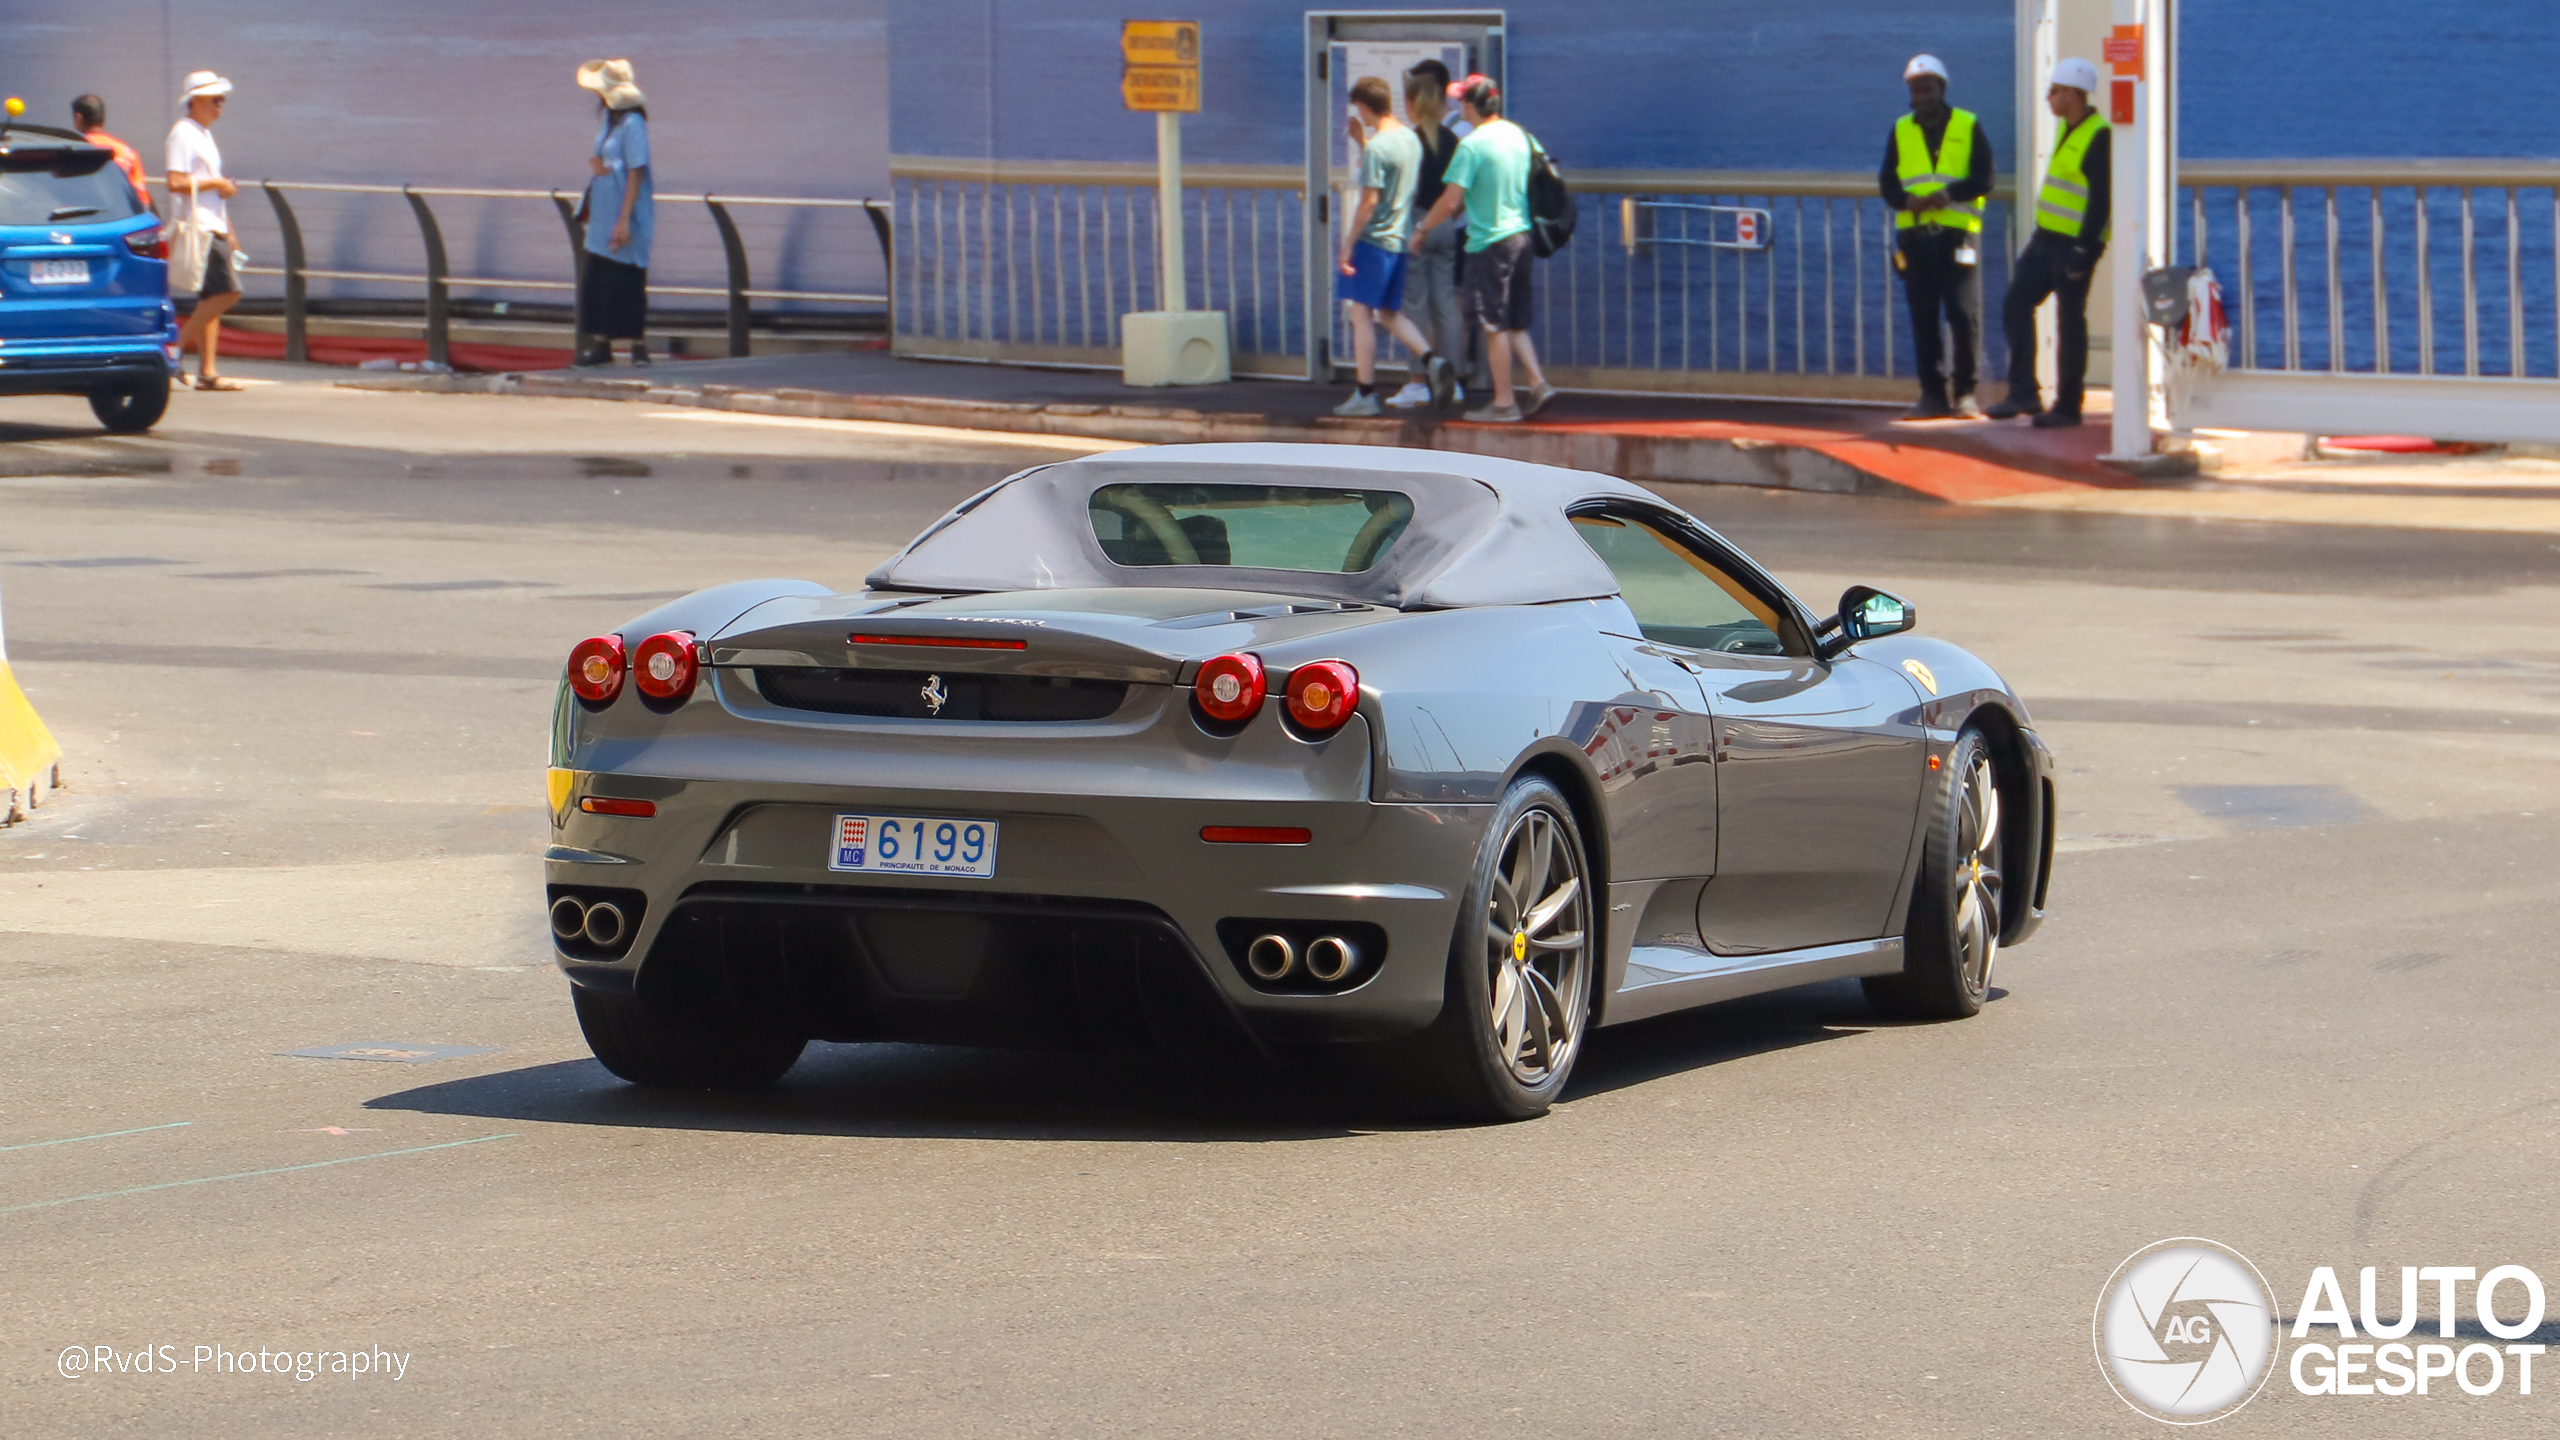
[574,58,655,366]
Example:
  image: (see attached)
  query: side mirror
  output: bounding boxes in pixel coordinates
[1819,585,1916,657]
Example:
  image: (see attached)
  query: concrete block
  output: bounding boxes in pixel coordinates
[1122,310,1231,387]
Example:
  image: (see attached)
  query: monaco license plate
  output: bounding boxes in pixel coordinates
[829,813,997,878]
[29,259,90,286]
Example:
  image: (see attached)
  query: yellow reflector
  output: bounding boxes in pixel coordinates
[547,767,578,820]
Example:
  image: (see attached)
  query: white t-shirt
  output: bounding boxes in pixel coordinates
[165,118,228,233]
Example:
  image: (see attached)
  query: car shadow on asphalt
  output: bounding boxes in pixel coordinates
[1563,978,2003,1102]
[366,981,2000,1140]
[364,1042,1370,1143]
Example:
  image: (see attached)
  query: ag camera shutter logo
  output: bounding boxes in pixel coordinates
[2095,1238,2278,1424]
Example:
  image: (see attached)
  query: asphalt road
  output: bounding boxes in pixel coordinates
[3,371,2557,1438]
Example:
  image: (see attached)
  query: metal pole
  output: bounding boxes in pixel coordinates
[704,197,751,358]
[1158,111,1185,312]
[402,186,449,369]
[2105,0,2154,460]
[261,182,308,364]
[864,201,896,342]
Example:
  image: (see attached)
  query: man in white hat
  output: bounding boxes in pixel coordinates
[1878,54,1994,420]
[165,70,246,390]
[1987,58,2111,427]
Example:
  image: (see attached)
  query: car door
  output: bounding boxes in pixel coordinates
[1570,506,1928,954]
[1583,629,1719,883]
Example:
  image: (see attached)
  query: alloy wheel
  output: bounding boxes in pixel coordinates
[1483,807,1592,1087]
[1954,757,2004,1000]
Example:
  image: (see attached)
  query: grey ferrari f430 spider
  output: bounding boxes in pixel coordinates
[545,443,2054,1119]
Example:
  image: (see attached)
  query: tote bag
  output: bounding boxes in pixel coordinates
[168,186,212,296]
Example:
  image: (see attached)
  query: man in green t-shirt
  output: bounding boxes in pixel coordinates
[1333,76,1454,417]
[1413,75,1553,423]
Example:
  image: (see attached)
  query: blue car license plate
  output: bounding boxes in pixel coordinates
[829,813,997,877]
[29,259,89,286]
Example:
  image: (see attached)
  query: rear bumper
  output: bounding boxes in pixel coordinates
[0,338,178,395]
[545,769,1490,1048]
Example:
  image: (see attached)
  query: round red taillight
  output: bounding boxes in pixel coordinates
[632,631,699,702]
[1194,652,1266,724]
[567,635,625,704]
[1284,660,1359,732]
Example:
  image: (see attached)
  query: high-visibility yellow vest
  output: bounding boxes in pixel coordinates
[1893,108,1984,234]
[2036,111,2110,240]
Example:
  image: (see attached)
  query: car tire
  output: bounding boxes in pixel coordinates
[1866,726,2005,1020]
[571,983,807,1090]
[89,375,172,434]
[1390,774,1597,1122]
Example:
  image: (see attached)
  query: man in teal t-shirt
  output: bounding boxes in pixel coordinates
[1414,75,1552,423]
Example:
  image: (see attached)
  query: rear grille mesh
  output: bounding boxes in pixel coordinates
[751,666,1129,721]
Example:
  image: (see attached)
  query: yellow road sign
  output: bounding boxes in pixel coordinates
[1121,20,1199,67]
[1122,64,1200,113]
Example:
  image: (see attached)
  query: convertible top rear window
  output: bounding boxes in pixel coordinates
[1090,483,1415,574]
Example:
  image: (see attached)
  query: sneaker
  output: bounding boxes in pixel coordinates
[1462,401,1524,424]
[1332,390,1383,417]
[1952,395,1983,420]
[2030,409,2083,429]
[631,343,653,368]
[1524,381,1558,417]
[1982,394,2042,420]
[1900,396,1955,421]
[1426,353,1458,411]
[1383,381,1433,409]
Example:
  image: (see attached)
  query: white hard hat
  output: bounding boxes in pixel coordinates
[2050,57,2100,94]
[1904,55,1948,83]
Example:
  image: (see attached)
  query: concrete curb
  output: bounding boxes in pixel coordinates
[338,370,2092,503]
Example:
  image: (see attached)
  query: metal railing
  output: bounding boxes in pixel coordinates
[2179,159,2560,380]
[156,178,892,366]
[894,161,1309,375]
[1530,175,2016,397]
[891,158,2017,399]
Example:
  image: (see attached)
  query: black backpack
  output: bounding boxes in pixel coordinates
[1525,134,1575,257]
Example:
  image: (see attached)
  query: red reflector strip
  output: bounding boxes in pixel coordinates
[847,633,1029,650]
[1200,825,1311,845]
[579,797,657,817]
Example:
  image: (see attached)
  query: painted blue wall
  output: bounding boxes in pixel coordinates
[2180,0,2560,159]
[890,1,2018,175]
[0,0,891,307]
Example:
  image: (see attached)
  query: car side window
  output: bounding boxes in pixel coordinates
[1572,513,1790,656]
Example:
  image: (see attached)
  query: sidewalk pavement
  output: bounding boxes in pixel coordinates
[344,348,2132,503]
[338,348,2560,533]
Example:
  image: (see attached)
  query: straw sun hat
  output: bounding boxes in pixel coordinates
[575,58,646,112]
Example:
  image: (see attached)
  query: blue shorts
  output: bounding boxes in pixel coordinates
[1336,240,1409,312]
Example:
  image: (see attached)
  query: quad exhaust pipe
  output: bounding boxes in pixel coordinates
[581,902,626,949]
[1303,935,1357,984]
[550,895,630,951]
[1244,931,1361,986]
[1246,933,1296,981]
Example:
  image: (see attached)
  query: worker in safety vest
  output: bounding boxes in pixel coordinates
[1988,58,2112,427]
[1878,54,1994,420]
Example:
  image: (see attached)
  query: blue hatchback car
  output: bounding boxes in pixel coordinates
[0,124,180,432]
